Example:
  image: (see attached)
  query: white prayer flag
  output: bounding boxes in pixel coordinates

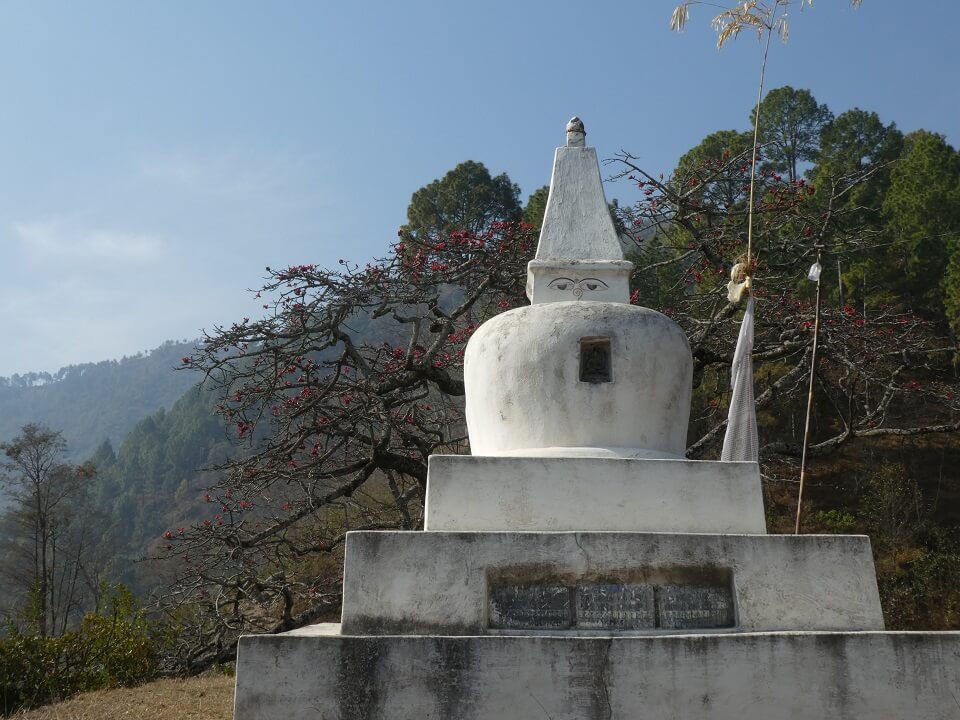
[721,295,759,462]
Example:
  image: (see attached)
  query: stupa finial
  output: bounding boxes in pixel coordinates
[566,116,586,147]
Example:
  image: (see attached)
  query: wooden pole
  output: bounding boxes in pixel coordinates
[795,249,823,534]
[837,258,843,310]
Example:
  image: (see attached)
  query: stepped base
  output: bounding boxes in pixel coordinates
[424,455,764,533]
[234,626,960,719]
[341,531,883,634]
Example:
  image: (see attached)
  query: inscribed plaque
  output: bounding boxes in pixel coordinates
[576,583,656,629]
[489,584,572,630]
[656,585,734,629]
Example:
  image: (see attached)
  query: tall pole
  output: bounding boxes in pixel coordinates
[795,248,823,534]
[837,258,843,310]
[863,270,869,408]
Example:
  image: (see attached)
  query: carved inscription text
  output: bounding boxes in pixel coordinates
[489,581,734,631]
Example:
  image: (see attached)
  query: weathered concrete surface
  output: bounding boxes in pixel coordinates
[424,455,764,533]
[234,630,960,720]
[533,145,623,262]
[340,532,883,635]
[464,302,692,458]
[526,258,634,305]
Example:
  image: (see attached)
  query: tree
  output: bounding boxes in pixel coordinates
[611,128,959,468]
[0,425,97,636]
[753,86,833,182]
[814,108,903,216]
[522,185,550,228]
[161,213,537,671]
[673,129,754,210]
[403,160,521,239]
[946,240,960,339]
[817,109,902,176]
[860,464,921,560]
[880,130,960,319]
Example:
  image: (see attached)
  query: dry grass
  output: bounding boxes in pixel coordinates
[11,675,234,720]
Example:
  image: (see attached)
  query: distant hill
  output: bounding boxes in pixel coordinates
[91,380,238,593]
[0,340,202,461]
[79,306,427,595]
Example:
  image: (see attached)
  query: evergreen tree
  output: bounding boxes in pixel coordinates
[522,185,549,228]
[814,108,903,213]
[674,129,753,210]
[403,160,521,239]
[753,86,833,182]
[880,130,960,318]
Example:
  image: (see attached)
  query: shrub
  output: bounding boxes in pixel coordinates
[810,509,857,534]
[878,530,960,630]
[0,584,163,716]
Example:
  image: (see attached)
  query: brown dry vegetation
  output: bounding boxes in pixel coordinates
[11,676,234,720]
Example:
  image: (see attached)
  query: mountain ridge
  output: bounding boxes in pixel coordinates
[0,339,202,461]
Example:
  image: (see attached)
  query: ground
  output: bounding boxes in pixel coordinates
[12,676,234,720]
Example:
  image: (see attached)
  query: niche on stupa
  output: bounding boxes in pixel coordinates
[579,337,612,383]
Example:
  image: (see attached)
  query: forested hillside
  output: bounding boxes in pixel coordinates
[89,384,235,593]
[0,341,200,462]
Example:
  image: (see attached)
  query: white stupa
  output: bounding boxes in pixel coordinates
[465,117,691,460]
[233,119,960,720]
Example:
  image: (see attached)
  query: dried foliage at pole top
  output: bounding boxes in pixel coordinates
[670,0,863,268]
[671,1,863,49]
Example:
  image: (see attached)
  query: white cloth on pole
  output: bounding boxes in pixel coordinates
[721,295,759,462]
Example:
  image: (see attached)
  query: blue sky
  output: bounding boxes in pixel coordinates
[0,1,957,377]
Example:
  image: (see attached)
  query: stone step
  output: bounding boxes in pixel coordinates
[425,455,764,533]
[234,628,960,720]
[340,531,883,635]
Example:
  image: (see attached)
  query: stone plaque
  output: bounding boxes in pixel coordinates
[657,585,734,630]
[489,584,572,630]
[576,583,656,630]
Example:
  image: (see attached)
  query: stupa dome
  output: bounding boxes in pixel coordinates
[464,118,693,458]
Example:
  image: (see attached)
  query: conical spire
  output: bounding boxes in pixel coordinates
[526,117,633,304]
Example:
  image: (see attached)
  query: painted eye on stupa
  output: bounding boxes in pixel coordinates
[580,278,608,292]
[549,278,574,291]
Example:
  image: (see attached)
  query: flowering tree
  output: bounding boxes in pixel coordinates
[160,220,536,671]
[611,126,959,503]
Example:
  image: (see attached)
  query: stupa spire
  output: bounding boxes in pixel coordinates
[526,117,633,304]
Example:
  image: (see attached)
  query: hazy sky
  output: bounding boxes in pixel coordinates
[0,1,957,377]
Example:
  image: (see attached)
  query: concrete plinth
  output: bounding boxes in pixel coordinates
[340,531,883,635]
[424,455,765,533]
[234,627,960,720]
